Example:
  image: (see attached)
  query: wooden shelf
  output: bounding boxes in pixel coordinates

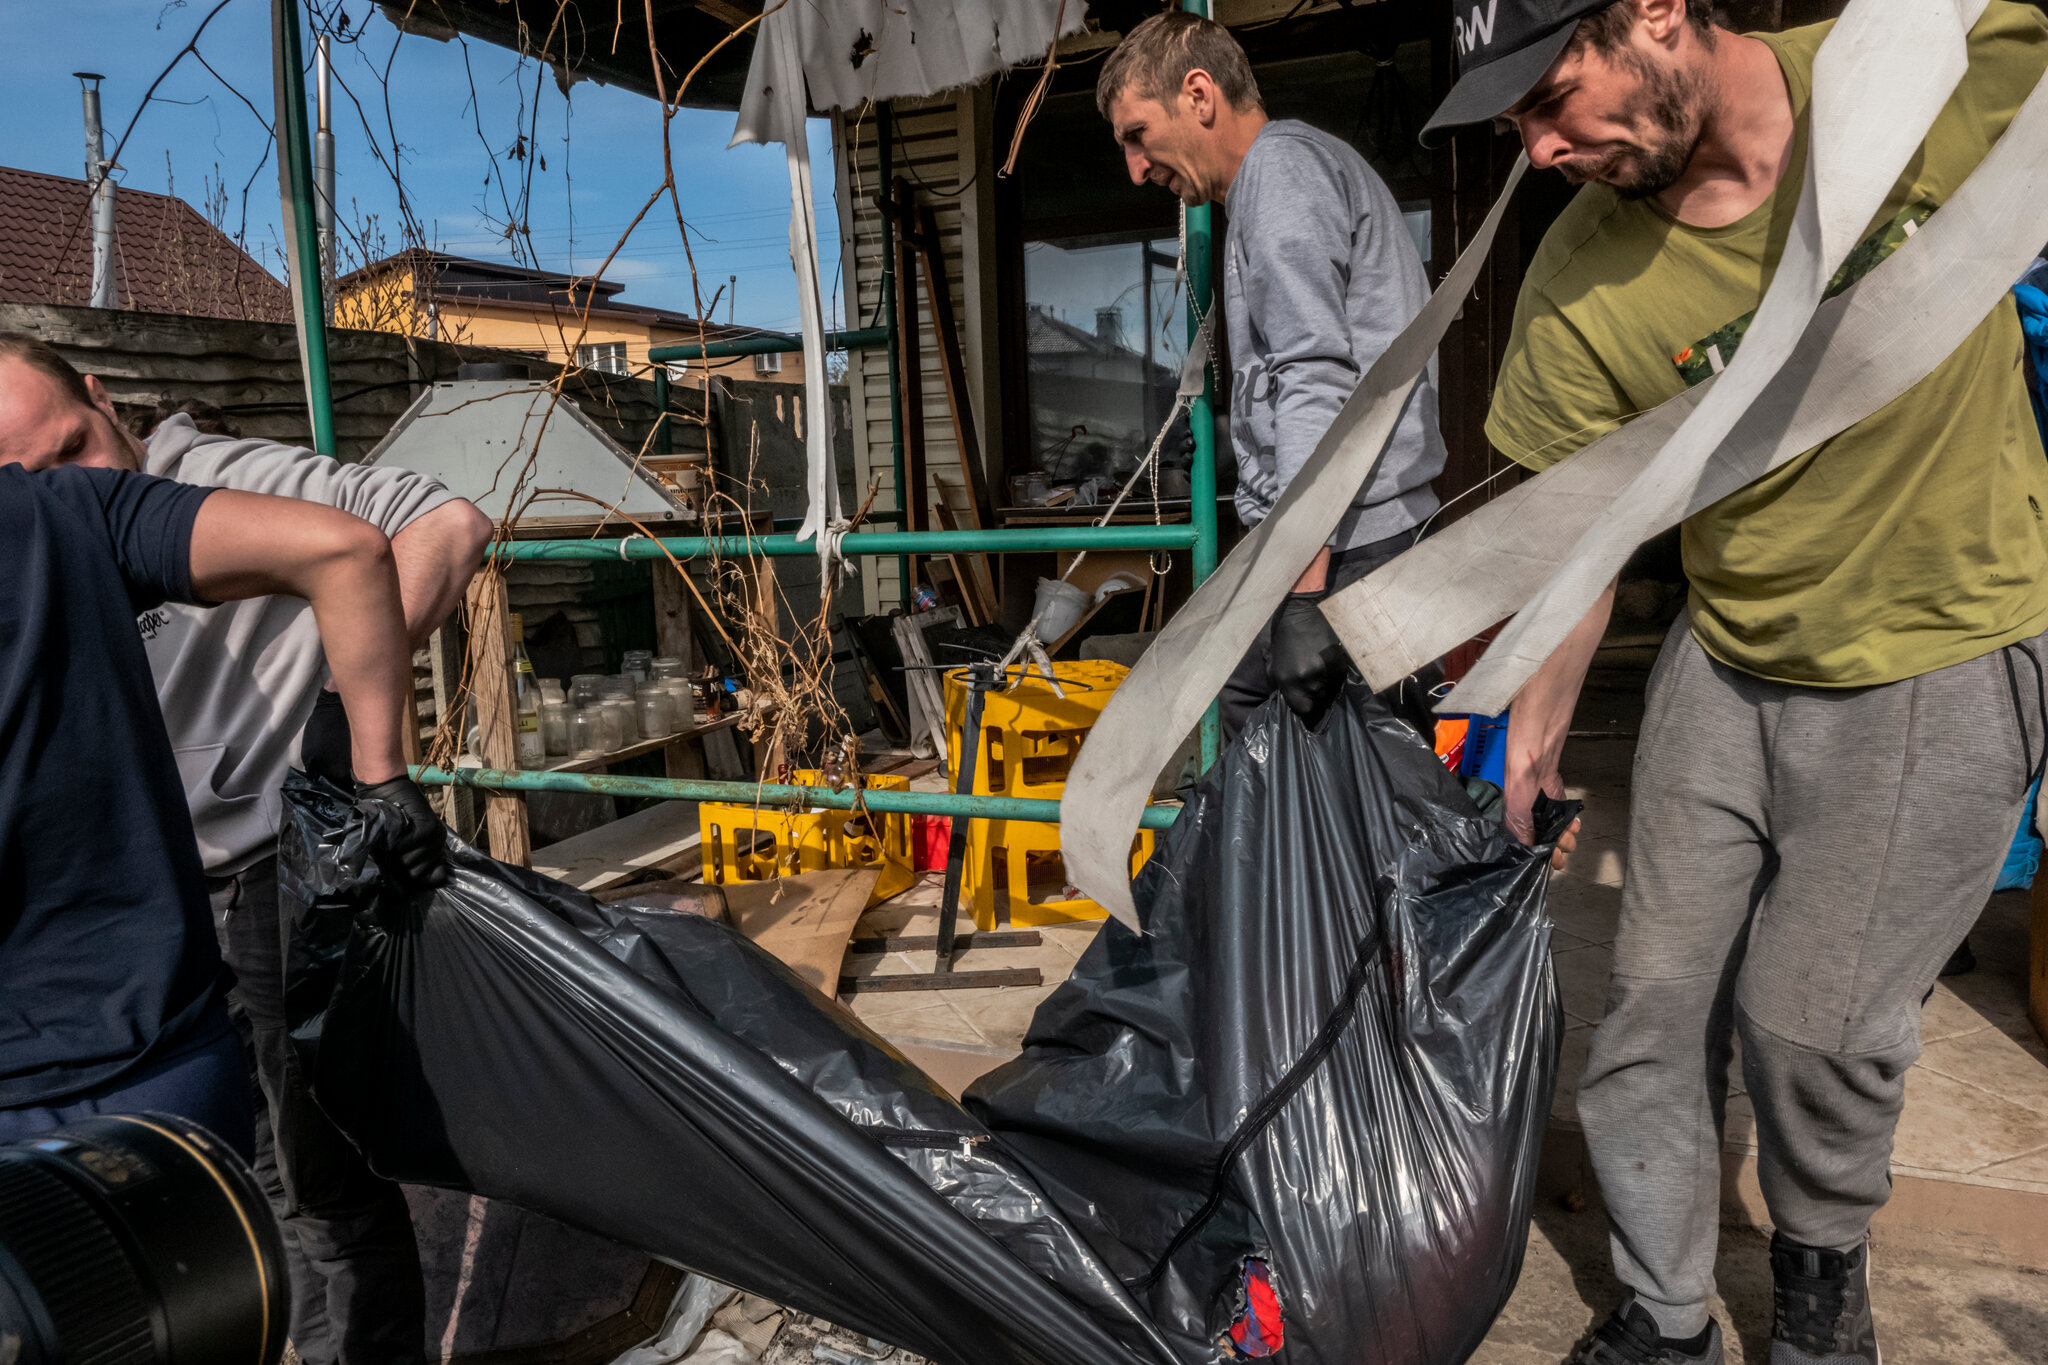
[546,712,745,774]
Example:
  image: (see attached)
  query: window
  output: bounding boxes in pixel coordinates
[1022,236,1186,487]
[575,342,629,377]
[753,350,784,376]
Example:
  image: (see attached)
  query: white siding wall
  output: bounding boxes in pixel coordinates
[833,91,1000,614]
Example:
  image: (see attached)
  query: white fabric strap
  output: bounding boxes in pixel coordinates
[1329,0,2048,709]
[1437,0,1990,715]
[1064,0,2048,922]
[1058,155,1530,928]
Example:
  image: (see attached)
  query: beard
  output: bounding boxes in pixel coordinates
[1564,59,1710,200]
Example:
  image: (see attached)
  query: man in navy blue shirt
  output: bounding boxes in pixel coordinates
[0,446,444,1156]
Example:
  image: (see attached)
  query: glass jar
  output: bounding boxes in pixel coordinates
[636,688,673,739]
[663,679,696,730]
[622,650,654,684]
[541,700,569,756]
[602,698,637,748]
[569,707,605,760]
[651,656,685,680]
[569,674,604,709]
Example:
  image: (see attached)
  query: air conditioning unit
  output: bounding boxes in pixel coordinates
[753,350,784,375]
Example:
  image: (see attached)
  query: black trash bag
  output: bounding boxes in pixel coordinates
[279,682,1568,1365]
[967,684,1571,1364]
[278,773,1177,1365]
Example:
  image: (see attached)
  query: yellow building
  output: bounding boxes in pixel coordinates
[335,249,808,388]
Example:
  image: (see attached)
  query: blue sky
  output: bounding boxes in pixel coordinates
[0,0,843,334]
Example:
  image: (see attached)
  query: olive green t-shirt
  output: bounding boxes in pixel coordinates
[1486,2,2048,687]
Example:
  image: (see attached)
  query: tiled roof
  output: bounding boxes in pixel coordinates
[0,164,290,321]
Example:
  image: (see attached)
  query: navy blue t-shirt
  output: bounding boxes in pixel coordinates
[0,463,223,1107]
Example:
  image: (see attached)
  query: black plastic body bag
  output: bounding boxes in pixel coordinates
[280,685,1568,1365]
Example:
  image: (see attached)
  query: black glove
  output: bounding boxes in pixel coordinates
[299,689,355,789]
[354,775,450,894]
[1268,593,1352,727]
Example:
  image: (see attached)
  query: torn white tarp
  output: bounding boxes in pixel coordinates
[730,1,1088,574]
[730,9,841,568]
[733,1,1090,143]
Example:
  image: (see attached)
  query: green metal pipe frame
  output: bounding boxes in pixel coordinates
[413,766,1181,829]
[652,366,674,456]
[648,326,888,364]
[274,0,335,456]
[500,524,1199,561]
[1184,0,1221,772]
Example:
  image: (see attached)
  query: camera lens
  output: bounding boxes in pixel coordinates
[0,1112,287,1365]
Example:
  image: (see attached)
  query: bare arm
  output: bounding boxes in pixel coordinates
[1291,545,1333,594]
[390,499,494,649]
[186,491,412,786]
[1503,580,1614,869]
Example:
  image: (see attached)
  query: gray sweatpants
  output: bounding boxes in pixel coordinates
[1578,616,2043,1339]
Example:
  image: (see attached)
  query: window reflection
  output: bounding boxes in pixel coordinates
[1021,236,1188,503]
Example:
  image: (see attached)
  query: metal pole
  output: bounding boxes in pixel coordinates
[652,365,674,456]
[272,0,336,456]
[74,74,117,310]
[877,103,914,609]
[499,524,1200,561]
[936,663,993,971]
[1183,0,1220,770]
[411,764,1183,829]
[314,33,336,325]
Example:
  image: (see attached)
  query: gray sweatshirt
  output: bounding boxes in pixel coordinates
[141,415,457,875]
[1223,120,1446,549]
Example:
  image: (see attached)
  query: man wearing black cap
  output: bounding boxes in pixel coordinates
[1098,10,1449,732]
[1424,2,2048,1363]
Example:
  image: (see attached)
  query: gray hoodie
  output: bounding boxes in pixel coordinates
[1223,120,1445,549]
[141,415,456,875]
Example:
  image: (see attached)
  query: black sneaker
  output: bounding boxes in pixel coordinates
[1569,1299,1723,1364]
[1770,1234,1879,1363]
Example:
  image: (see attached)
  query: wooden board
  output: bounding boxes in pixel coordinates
[464,574,531,868]
[545,713,743,774]
[721,869,879,998]
[894,1043,1009,1100]
[530,801,703,894]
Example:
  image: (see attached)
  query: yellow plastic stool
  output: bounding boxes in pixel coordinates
[700,770,915,908]
[943,661,1155,928]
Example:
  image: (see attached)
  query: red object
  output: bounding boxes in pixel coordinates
[1228,1259,1284,1358]
[1439,618,1507,686]
[913,814,953,871]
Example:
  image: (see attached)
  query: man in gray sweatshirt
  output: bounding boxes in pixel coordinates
[1098,11,1447,733]
[0,341,492,1365]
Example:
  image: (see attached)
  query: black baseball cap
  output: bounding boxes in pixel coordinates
[1420,0,1614,146]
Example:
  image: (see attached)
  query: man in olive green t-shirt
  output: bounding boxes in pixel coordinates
[1425,1,2048,1363]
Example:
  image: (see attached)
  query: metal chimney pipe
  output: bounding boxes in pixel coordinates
[74,73,117,310]
[314,34,335,323]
